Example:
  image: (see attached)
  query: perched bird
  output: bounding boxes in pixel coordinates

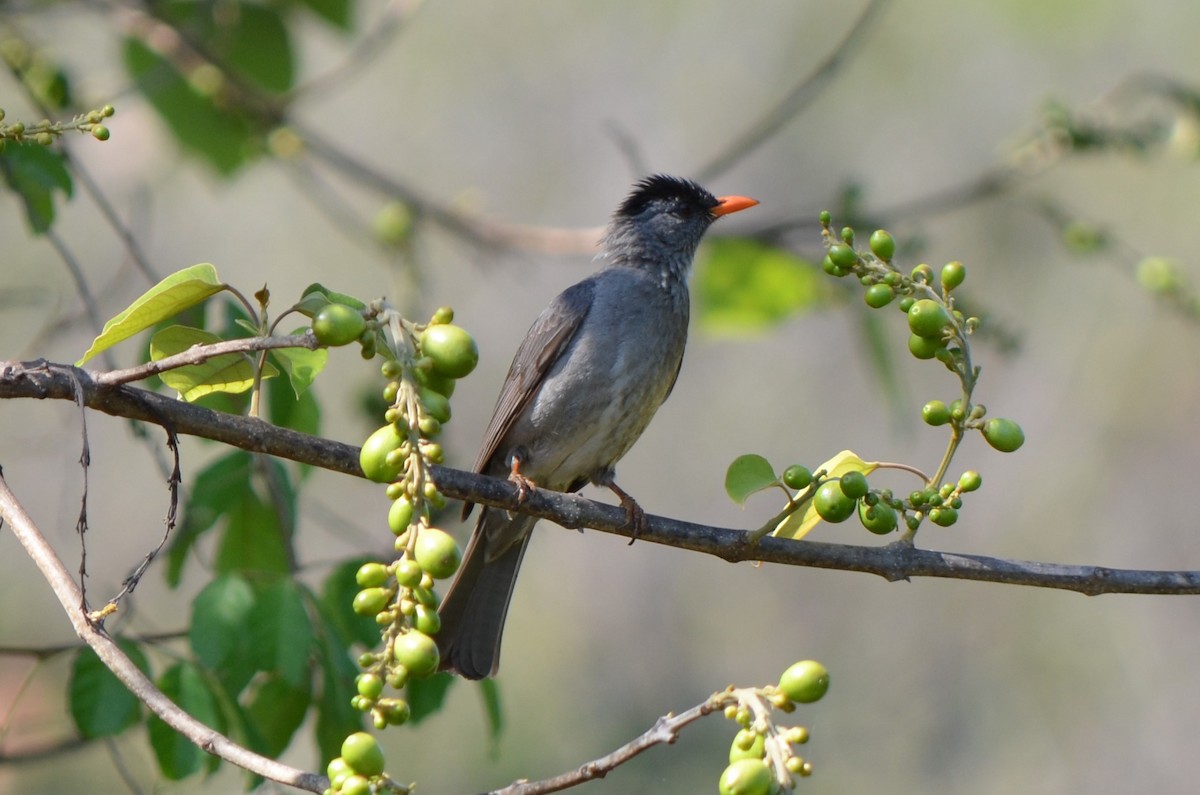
[436,175,758,679]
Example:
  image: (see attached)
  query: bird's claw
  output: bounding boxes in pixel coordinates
[604,480,647,544]
[508,459,536,505]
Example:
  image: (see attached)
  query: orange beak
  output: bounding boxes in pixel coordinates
[712,195,759,217]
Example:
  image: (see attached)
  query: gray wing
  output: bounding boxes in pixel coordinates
[462,277,596,518]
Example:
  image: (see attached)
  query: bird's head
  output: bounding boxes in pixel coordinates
[602,174,758,279]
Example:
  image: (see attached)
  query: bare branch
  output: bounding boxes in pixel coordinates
[3,359,1200,597]
[95,333,320,387]
[0,470,328,793]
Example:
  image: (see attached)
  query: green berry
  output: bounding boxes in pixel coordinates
[821,254,846,277]
[373,201,412,246]
[312,303,367,347]
[416,366,457,398]
[395,558,423,588]
[907,299,952,339]
[341,732,386,777]
[778,660,830,703]
[908,333,945,360]
[1137,257,1178,293]
[352,588,389,617]
[413,603,441,635]
[859,501,898,535]
[388,496,414,535]
[982,417,1025,452]
[355,563,389,588]
[910,263,934,283]
[90,125,110,141]
[838,471,869,499]
[359,424,405,483]
[827,243,857,270]
[958,471,982,492]
[781,464,812,490]
[718,758,771,795]
[929,506,959,527]
[898,295,915,313]
[813,481,856,523]
[868,229,895,261]
[420,324,478,379]
[356,672,384,700]
[922,400,950,426]
[393,630,439,677]
[864,283,895,308]
[413,527,461,579]
[378,697,411,726]
[818,210,831,226]
[729,729,766,762]
[418,387,451,424]
[430,306,454,325]
[327,756,352,789]
[941,261,965,290]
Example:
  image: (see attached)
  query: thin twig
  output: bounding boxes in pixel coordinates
[698,0,891,182]
[0,469,327,794]
[94,333,320,387]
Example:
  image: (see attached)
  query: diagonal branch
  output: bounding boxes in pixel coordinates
[0,469,328,793]
[4,358,1200,596]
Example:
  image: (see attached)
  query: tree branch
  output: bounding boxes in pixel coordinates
[3,358,1200,597]
[0,470,328,793]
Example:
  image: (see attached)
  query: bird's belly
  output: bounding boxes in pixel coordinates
[516,316,684,489]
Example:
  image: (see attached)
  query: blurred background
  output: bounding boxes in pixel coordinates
[3,0,1200,792]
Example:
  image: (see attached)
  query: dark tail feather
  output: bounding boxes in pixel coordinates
[436,510,534,679]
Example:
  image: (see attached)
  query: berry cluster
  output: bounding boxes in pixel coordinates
[0,104,113,150]
[317,303,479,795]
[716,660,829,795]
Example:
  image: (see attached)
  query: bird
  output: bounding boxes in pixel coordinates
[435,174,758,679]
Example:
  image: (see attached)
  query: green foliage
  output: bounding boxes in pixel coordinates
[696,237,825,333]
[0,143,72,233]
[69,639,150,738]
[121,38,257,175]
[148,661,225,779]
[77,263,225,365]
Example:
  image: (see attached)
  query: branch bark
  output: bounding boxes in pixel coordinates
[3,357,1200,597]
[0,469,328,793]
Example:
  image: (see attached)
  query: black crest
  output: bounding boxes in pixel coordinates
[616,174,719,220]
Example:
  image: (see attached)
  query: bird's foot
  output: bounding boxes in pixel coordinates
[508,458,537,505]
[605,480,647,545]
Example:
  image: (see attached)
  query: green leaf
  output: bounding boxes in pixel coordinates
[214,486,292,577]
[250,578,314,687]
[319,558,383,649]
[0,144,73,234]
[190,574,258,695]
[76,263,225,365]
[267,374,321,438]
[122,37,256,175]
[150,325,278,401]
[313,623,363,761]
[298,0,353,29]
[222,4,295,93]
[406,673,454,725]
[774,451,880,540]
[68,639,150,739]
[298,283,366,313]
[481,678,503,744]
[167,451,253,586]
[696,237,826,335]
[243,673,312,757]
[724,454,778,506]
[270,332,328,399]
[147,661,224,780]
